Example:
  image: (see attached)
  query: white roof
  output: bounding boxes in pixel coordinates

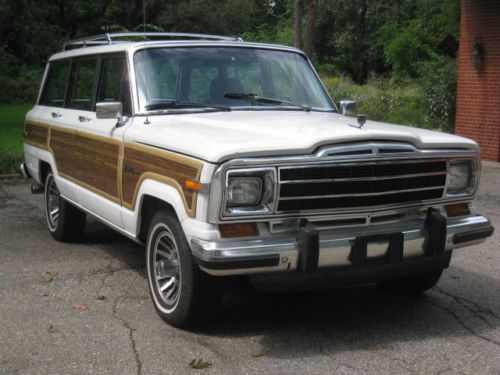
[49,40,305,61]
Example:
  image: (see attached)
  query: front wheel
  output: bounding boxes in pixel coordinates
[44,171,86,242]
[376,269,443,295]
[146,209,223,328]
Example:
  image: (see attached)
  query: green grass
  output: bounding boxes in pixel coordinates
[0,104,31,174]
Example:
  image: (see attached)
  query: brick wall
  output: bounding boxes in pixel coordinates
[456,0,500,161]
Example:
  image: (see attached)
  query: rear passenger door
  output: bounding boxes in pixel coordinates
[36,58,80,203]
[68,53,132,226]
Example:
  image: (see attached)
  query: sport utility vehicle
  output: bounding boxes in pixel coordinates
[21,33,494,327]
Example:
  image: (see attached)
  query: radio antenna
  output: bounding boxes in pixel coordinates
[142,0,150,125]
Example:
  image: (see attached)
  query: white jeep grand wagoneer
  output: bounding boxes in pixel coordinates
[21,33,494,327]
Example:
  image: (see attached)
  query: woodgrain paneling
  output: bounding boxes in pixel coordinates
[50,126,120,202]
[75,134,120,200]
[50,127,78,176]
[24,121,49,149]
[25,120,203,217]
[122,143,202,216]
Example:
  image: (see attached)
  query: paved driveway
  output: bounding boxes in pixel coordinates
[1,165,499,375]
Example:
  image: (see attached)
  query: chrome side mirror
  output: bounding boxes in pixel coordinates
[96,102,125,127]
[339,100,358,117]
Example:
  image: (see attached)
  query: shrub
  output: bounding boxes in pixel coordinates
[0,151,23,175]
[322,75,454,133]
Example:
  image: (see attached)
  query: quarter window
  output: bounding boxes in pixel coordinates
[67,58,98,111]
[96,55,132,115]
[39,60,70,107]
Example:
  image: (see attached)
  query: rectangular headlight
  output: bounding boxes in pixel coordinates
[227,177,262,207]
[447,160,472,192]
[223,168,276,217]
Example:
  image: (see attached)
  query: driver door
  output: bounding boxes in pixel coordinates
[69,53,132,226]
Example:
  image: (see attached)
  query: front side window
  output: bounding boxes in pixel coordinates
[67,58,97,111]
[96,55,132,115]
[134,47,335,112]
[39,60,70,107]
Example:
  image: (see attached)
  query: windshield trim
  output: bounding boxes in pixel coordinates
[132,45,338,114]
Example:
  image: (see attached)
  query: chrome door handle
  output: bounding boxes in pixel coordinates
[78,115,91,122]
[51,112,62,118]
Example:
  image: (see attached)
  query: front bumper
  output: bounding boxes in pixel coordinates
[191,212,494,276]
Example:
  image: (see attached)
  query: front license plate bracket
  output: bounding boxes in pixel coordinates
[350,233,404,266]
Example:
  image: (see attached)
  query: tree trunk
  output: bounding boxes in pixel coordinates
[293,0,303,49]
[303,0,318,57]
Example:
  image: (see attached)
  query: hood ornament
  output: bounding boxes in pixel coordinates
[349,115,367,130]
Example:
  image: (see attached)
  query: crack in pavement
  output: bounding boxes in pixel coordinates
[421,296,500,348]
[435,288,500,326]
[112,295,147,375]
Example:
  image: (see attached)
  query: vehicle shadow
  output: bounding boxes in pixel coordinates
[203,270,500,358]
[82,219,146,274]
[82,219,500,358]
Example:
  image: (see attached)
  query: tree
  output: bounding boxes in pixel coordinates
[293,0,318,57]
[293,0,303,49]
[303,0,318,57]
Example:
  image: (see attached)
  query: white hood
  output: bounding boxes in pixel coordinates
[126,111,478,163]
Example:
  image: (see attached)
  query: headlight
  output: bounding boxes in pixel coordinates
[447,160,472,192]
[223,168,276,217]
[227,177,262,207]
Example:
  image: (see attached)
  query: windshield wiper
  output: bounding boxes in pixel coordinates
[224,92,311,111]
[145,101,231,112]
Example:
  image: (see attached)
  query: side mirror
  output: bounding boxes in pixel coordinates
[96,102,125,127]
[339,100,358,117]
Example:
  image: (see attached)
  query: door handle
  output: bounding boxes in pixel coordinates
[78,115,92,122]
[51,112,62,118]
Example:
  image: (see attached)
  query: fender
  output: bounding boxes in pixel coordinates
[24,143,82,203]
[122,178,190,236]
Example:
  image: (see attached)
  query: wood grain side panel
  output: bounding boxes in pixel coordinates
[122,144,202,215]
[24,121,49,149]
[50,127,78,176]
[75,134,120,199]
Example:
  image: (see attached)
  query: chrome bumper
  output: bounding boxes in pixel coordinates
[20,162,31,179]
[191,214,494,276]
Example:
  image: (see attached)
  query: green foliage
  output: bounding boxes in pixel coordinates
[323,76,453,133]
[377,0,460,80]
[0,104,31,173]
[0,0,460,132]
[243,20,294,46]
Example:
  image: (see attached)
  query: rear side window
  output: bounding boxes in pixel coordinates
[39,60,70,107]
[96,55,132,115]
[67,58,98,111]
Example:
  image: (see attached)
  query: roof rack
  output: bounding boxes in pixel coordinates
[62,32,243,50]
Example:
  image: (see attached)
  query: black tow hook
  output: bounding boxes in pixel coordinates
[297,222,320,273]
[424,208,447,257]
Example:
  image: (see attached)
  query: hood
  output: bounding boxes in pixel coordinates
[126,111,478,163]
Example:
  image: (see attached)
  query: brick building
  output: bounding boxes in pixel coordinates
[455,0,500,161]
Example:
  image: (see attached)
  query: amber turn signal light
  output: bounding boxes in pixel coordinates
[184,180,201,192]
[445,203,470,217]
[219,223,259,238]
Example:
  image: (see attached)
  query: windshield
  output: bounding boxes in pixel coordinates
[134,47,335,112]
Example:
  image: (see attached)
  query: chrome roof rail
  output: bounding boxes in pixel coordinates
[62,32,243,50]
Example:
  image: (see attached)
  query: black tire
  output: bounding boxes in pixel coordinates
[376,269,443,295]
[44,171,86,242]
[146,209,223,328]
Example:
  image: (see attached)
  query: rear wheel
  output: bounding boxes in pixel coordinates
[44,171,86,242]
[146,209,223,328]
[377,269,443,295]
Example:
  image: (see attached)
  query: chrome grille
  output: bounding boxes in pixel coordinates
[277,160,447,212]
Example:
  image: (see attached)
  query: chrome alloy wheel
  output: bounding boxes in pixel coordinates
[45,175,60,231]
[153,229,181,307]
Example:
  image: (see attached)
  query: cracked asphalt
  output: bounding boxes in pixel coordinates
[1,164,499,375]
